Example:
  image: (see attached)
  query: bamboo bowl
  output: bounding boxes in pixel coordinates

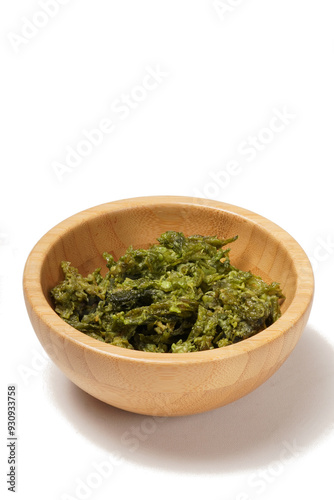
[23,196,314,416]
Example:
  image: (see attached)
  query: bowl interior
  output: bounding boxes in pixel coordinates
[41,202,297,314]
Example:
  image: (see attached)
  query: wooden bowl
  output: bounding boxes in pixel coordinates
[23,196,314,416]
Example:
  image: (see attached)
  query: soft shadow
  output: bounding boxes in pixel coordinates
[46,326,334,474]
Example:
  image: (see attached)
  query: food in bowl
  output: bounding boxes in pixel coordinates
[51,230,284,353]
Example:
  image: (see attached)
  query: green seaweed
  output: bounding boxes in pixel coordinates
[51,231,284,352]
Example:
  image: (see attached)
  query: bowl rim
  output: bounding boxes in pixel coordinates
[23,195,314,365]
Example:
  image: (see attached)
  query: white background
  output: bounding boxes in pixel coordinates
[1,1,334,499]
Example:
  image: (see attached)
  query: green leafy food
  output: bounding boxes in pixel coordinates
[51,231,284,353]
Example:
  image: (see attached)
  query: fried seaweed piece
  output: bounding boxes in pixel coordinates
[51,231,284,352]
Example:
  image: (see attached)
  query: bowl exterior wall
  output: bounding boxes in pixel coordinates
[24,293,312,416]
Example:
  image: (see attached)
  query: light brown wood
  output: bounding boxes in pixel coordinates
[23,196,314,416]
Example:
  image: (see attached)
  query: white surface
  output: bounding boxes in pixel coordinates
[1,1,334,499]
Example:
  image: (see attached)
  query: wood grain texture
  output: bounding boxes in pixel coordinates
[23,196,314,416]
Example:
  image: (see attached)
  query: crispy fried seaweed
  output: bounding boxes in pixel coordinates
[51,231,284,352]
